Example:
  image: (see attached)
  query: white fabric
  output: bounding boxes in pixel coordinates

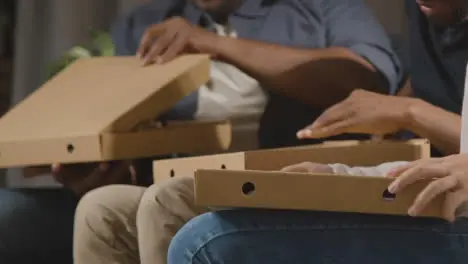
[329,161,409,177]
[195,23,266,121]
[195,23,267,151]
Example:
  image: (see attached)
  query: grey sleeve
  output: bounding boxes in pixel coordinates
[318,0,403,94]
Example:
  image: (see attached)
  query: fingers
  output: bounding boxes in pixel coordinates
[281,164,311,173]
[450,195,468,221]
[297,102,353,139]
[81,162,131,192]
[386,158,445,179]
[98,162,110,171]
[298,119,355,139]
[128,163,137,185]
[142,29,177,65]
[159,33,190,64]
[138,18,191,65]
[311,101,352,129]
[51,163,61,175]
[442,188,468,222]
[51,163,95,184]
[386,162,415,178]
[388,163,448,194]
[137,24,165,59]
[281,162,314,173]
[281,162,333,174]
[408,176,458,217]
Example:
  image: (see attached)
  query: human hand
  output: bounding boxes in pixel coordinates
[296,89,415,139]
[386,154,468,222]
[137,17,219,65]
[51,161,136,196]
[281,162,334,174]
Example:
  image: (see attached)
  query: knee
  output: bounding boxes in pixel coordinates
[138,177,194,209]
[75,185,136,233]
[167,212,233,263]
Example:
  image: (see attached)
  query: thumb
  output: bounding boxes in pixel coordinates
[129,164,137,184]
[281,162,332,174]
[51,163,62,175]
[281,165,310,173]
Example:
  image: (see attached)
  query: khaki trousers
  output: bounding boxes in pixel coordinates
[73,177,209,264]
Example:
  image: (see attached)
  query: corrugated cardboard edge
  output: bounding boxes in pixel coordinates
[153,152,246,182]
[0,135,102,168]
[194,169,444,219]
[244,138,430,170]
[101,120,232,161]
[153,139,430,183]
[0,120,231,168]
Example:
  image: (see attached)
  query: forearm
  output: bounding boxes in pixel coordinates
[209,37,387,108]
[406,99,461,155]
[395,79,460,155]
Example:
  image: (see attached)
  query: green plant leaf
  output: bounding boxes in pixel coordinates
[45,29,115,82]
[90,29,115,56]
[67,46,93,58]
[45,46,93,81]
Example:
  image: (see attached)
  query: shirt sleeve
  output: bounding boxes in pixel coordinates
[110,15,137,56]
[110,3,169,56]
[318,0,403,94]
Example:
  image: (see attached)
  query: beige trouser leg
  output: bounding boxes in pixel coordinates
[74,178,209,264]
[74,185,146,264]
[137,177,210,264]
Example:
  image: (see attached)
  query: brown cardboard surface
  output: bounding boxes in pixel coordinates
[194,169,443,218]
[0,54,232,167]
[153,139,429,182]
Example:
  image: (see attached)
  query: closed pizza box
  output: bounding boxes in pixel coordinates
[0,54,231,168]
[153,139,429,182]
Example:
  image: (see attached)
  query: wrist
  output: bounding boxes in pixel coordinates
[192,31,223,58]
[403,98,425,132]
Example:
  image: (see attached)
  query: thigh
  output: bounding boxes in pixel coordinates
[75,184,147,241]
[169,209,468,264]
[0,188,78,264]
[74,185,147,264]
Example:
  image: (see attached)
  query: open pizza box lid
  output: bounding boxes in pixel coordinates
[0,54,231,168]
[154,139,444,219]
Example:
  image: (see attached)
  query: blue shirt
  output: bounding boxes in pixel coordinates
[112,0,402,148]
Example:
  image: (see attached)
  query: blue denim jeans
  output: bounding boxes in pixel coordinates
[0,188,78,264]
[168,209,468,264]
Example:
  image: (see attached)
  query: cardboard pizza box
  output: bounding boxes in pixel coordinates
[194,169,443,218]
[153,138,442,218]
[0,54,231,168]
[153,139,429,182]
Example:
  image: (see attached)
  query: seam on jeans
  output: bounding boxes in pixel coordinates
[189,225,468,262]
